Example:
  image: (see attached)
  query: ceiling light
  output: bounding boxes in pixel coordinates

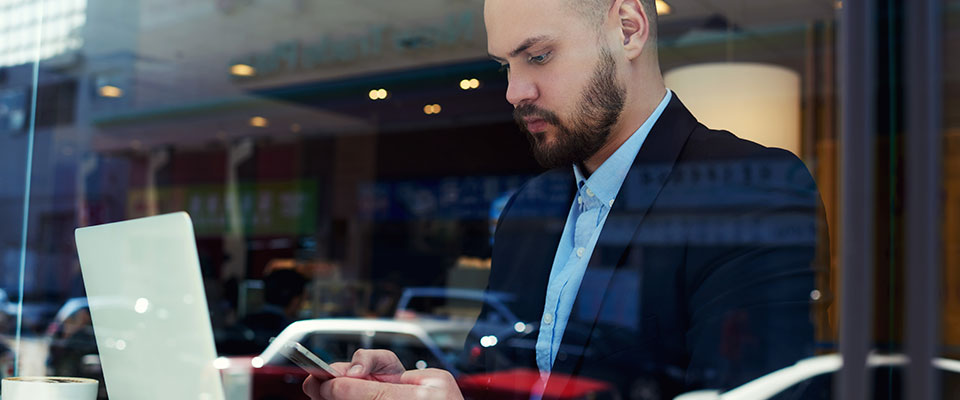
[423,104,442,115]
[290,123,302,133]
[249,116,269,128]
[369,88,388,100]
[230,64,256,77]
[460,79,481,90]
[98,85,123,98]
[655,0,672,15]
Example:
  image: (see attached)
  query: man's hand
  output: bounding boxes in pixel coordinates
[302,349,464,400]
[341,349,406,382]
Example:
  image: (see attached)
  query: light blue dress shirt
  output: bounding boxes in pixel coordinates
[535,90,673,375]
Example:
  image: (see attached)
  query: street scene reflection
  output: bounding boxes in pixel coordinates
[2,0,960,399]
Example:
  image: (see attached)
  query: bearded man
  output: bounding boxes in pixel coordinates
[303,0,826,398]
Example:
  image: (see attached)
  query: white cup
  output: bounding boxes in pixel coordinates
[1,376,98,400]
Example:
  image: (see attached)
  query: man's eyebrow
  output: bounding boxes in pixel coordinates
[488,35,555,62]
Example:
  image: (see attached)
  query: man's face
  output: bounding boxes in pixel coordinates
[485,0,626,168]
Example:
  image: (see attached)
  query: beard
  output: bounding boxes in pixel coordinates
[513,47,626,169]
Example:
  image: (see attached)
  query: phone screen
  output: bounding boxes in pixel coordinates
[279,341,341,381]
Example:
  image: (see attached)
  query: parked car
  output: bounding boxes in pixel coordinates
[0,289,18,336]
[674,353,960,400]
[395,286,532,355]
[395,287,522,327]
[458,368,617,400]
[44,297,107,399]
[0,289,60,336]
[220,318,474,400]
[463,320,674,400]
[0,341,13,378]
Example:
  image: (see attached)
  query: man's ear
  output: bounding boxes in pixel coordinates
[617,0,650,60]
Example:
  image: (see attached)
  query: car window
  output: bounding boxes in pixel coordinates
[402,296,486,321]
[425,329,470,362]
[373,332,443,370]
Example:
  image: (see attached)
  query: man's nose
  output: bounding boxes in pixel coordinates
[505,75,538,107]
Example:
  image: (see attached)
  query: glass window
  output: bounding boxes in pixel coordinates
[2,0,955,399]
[943,0,960,398]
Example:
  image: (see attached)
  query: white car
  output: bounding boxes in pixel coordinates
[674,353,960,400]
[220,318,473,400]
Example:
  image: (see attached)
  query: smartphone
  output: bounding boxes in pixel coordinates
[278,341,341,381]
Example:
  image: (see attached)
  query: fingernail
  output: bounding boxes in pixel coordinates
[347,364,363,376]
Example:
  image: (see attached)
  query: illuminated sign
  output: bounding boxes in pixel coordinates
[127,180,318,236]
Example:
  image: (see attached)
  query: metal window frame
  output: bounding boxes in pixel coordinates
[838,0,877,398]
[904,0,944,399]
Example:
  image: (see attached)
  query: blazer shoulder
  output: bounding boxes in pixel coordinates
[674,125,818,194]
[680,125,797,163]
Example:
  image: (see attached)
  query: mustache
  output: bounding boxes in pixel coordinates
[513,104,562,130]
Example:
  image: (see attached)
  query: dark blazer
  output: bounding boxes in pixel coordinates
[463,95,826,399]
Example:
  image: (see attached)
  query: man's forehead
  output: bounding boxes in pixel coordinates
[484,0,579,56]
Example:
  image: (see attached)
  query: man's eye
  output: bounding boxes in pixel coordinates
[529,52,551,64]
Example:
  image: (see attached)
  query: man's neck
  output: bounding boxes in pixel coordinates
[581,85,667,175]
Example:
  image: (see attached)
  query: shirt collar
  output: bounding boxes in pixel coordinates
[572,89,673,207]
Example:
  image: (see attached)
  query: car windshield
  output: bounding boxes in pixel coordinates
[401,294,516,323]
[426,329,470,360]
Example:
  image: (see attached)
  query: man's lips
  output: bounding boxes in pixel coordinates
[523,118,549,133]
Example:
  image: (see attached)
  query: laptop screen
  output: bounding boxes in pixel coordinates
[75,212,225,400]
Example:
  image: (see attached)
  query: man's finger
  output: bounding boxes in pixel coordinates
[320,376,453,400]
[302,375,323,400]
[348,349,405,382]
[328,362,351,376]
[398,368,460,390]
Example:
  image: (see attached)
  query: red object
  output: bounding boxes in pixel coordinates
[458,368,613,400]
[250,364,310,400]
[221,357,310,400]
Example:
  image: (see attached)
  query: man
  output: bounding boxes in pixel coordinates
[304,0,825,398]
[237,268,308,352]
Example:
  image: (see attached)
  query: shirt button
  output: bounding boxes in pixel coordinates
[543,313,554,325]
[586,188,595,197]
[609,199,615,207]
[578,196,583,204]
[576,247,585,258]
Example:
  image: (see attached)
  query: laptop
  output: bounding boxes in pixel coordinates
[75,212,225,400]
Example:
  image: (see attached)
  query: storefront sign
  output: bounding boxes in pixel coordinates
[127,180,317,236]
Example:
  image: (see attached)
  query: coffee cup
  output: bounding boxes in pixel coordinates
[1,376,98,400]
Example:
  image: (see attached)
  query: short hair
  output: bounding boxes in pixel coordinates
[569,0,658,41]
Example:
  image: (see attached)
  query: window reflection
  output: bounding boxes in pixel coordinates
[3,0,956,399]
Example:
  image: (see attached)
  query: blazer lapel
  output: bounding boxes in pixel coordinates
[546,95,700,386]
[485,167,575,370]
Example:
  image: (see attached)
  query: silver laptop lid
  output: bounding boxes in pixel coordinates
[75,212,225,400]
